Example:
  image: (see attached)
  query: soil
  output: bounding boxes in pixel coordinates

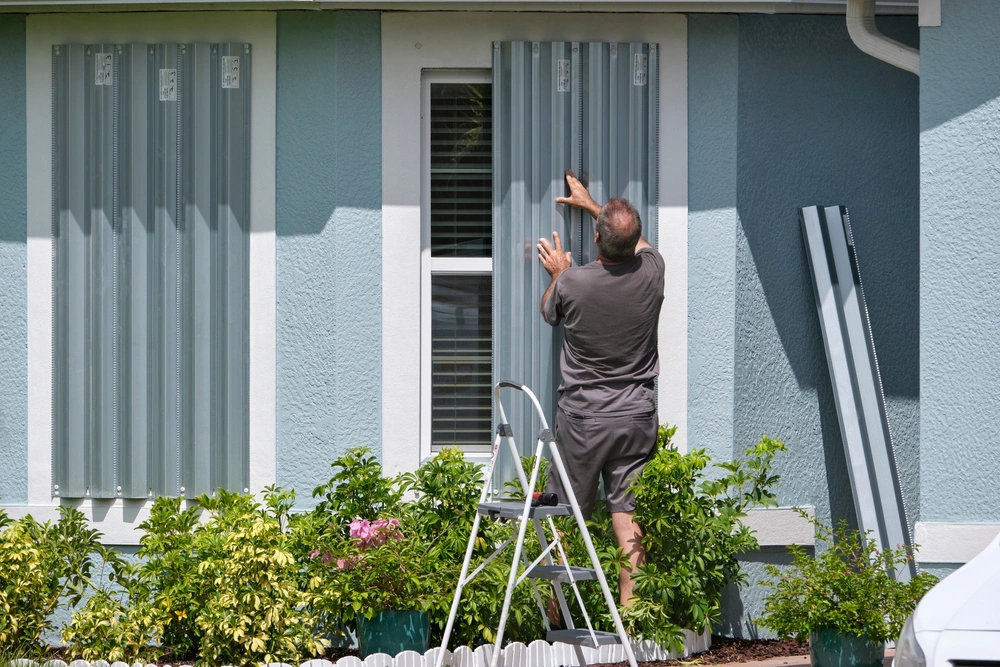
[589,636,808,667]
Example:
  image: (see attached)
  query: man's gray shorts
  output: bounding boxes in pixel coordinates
[545,405,657,519]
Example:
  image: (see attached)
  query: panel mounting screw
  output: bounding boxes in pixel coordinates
[180,486,186,493]
[610,44,617,54]
[54,46,60,55]
[86,48,91,55]
[573,47,579,53]
[243,488,249,493]
[415,42,422,49]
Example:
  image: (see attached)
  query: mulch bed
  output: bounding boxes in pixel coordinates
[589,636,808,666]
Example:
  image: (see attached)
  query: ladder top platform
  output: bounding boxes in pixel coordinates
[477,502,573,519]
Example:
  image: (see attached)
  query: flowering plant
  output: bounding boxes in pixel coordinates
[301,449,452,624]
[757,513,938,644]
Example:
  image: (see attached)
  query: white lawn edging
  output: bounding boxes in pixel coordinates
[10,633,711,667]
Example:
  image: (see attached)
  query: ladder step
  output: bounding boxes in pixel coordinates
[527,565,598,583]
[547,629,622,647]
[478,502,573,520]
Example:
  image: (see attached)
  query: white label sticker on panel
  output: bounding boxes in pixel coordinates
[633,53,648,86]
[95,53,113,86]
[222,56,240,89]
[557,59,571,93]
[159,69,177,101]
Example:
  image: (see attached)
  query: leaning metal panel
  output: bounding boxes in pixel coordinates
[801,205,914,580]
[52,43,251,499]
[492,41,658,492]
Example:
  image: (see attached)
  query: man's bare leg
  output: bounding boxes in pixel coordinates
[611,511,646,606]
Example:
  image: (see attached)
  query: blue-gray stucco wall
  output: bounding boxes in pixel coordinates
[688,13,920,636]
[920,0,1000,527]
[276,11,382,502]
[0,15,27,505]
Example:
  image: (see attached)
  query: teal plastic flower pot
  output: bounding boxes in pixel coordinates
[809,629,885,667]
[357,611,430,658]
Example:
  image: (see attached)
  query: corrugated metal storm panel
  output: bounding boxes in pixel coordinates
[823,205,914,580]
[52,43,250,500]
[801,205,914,580]
[493,42,658,491]
[579,43,659,264]
[52,43,118,499]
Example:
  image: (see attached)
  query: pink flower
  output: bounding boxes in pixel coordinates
[321,551,334,564]
[310,549,320,560]
[349,516,405,549]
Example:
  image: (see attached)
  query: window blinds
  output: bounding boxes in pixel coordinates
[51,43,251,500]
[430,83,493,258]
[492,41,659,488]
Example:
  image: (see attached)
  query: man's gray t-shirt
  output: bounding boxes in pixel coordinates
[542,247,665,416]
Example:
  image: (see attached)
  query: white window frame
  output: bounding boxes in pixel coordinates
[382,12,688,478]
[420,69,494,465]
[18,12,276,544]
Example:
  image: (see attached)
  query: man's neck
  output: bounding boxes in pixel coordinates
[597,252,627,265]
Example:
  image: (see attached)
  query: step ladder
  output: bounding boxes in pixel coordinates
[435,381,639,667]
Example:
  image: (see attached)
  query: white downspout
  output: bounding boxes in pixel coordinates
[847,0,920,75]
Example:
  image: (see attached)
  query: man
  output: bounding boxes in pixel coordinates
[537,170,665,606]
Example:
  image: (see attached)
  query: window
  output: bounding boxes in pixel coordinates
[51,43,251,499]
[421,71,493,455]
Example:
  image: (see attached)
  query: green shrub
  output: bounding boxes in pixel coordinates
[758,516,938,644]
[622,428,787,650]
[63,488,328,666]
[0,507,102,655]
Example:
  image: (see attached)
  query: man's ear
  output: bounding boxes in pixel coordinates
[594,231,600,244]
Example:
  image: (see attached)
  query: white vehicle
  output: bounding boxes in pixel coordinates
[895,531,1000,667]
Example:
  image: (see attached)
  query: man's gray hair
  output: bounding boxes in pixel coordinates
[596,198,642,262]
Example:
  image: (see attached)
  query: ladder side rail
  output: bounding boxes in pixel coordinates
[548,439,639,667]
[489,437,548,667]
[496,383,534,498]
[435,428,505,667]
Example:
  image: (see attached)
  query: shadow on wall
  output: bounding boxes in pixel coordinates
[715,547,809,639]
[737,14,919,399]
[734,15,920,528]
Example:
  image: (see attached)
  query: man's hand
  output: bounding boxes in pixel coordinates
[538,231,572,279]
[556,170,602,220]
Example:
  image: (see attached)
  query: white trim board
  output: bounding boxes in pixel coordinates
[381,12,688,476]
[742,507,815,546]
[915,522,1000,564]
[24,12,277,529]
